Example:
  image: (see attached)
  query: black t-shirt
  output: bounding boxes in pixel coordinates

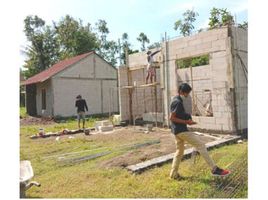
[170,95,192,134]
[75,99,88,112]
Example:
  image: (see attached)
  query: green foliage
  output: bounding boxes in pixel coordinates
[176,54,209,69]
[22,15,120,78]
[119,33,139,65]
[23,15,60,78]
[94,19,119,66]
[174,9,199,36]
[137,32,150,51]
[147,42,161,49]
[20,107,28,118]
[208,8,234,29]
[238,21,248,30]
[55,15,98,60]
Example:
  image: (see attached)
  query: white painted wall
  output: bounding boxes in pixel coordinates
[50,53,118,117]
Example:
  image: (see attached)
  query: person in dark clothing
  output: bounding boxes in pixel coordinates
[75,95,88,129]
[146,49,161,84]
[169,83,230,180]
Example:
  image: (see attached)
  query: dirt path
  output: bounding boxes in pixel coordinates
[98,127,216,169]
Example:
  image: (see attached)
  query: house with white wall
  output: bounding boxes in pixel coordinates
[22,51,119,117]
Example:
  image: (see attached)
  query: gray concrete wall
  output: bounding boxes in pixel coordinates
[36,80,53,116]
[52,78,102,116]
[231,27,248,131]
[52,53,118,117]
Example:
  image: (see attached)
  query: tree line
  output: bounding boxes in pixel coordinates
[22,7,247,79]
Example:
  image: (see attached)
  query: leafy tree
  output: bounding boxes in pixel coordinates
[55,15,98,59]
[23,15,60,78]
[94,19,119,66]
[174,9,199,36]
[147,42,161,49]
[238,21,248,30]
[137,32,150,51]
[208,8,234,29]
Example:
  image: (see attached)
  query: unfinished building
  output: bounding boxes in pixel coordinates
[118,26,247,134]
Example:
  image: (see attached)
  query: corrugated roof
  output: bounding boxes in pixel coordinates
[22,51,94,85]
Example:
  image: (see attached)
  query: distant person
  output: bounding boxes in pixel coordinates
[146,48,161,84]
[75,95,88,129]
[169,83,230,180]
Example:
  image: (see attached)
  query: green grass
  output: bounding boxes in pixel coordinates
[20,121,248,198]
[20,107,28,118]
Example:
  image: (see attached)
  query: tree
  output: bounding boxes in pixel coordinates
[55,15,98,59]
[238,21,248,30]
[208,8,234,29]
[23,15,60,78]
[137,32,150,51]
[147,42,161,49]
[94,19,119,66]
[174,9,199,36]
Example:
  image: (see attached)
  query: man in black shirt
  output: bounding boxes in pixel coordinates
[169,83,230,179]
[75,95,88,129]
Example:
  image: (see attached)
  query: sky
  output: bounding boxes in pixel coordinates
[3,0,248,68]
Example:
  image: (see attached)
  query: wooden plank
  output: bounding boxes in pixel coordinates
[129,65,146,71]
[139,82,159,87]
[121,86,134,89]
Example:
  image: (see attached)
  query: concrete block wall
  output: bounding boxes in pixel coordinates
[176,65,212,114]
[118,67,130,121]
[231,27,248,131]
[129,48,163,67]
[119,26,247,132]
[166,27,236,132]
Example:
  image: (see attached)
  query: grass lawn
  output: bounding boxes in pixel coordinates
[20,107,28,118]
[20,118,248,198]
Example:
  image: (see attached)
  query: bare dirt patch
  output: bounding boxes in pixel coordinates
[98,127,216,169]
[20,116,57,126]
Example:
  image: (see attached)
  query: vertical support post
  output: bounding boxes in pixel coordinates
[154,84,158,128]
[190,65,196,115]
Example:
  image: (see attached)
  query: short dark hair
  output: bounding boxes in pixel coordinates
[76,95,82,99]
[178,83,192,93]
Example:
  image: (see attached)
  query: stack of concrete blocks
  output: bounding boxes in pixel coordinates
[95,120,113,132]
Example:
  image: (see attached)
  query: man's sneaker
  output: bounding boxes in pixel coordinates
[211,166,230,177]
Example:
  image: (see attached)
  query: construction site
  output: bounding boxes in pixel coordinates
[20,25,248,198]
[119,25,247,134]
